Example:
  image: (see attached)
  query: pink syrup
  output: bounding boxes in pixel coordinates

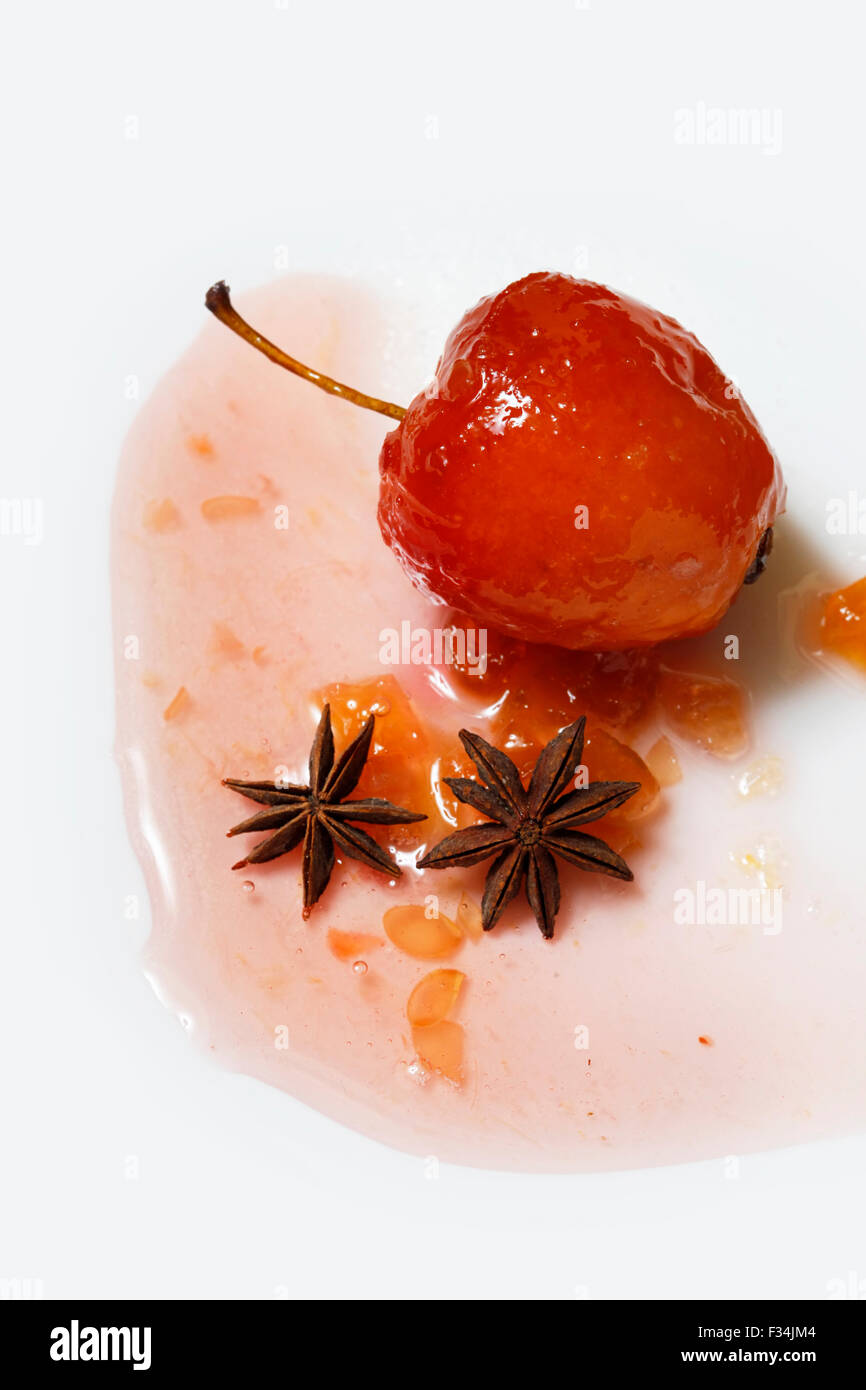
[112,274,866,1171]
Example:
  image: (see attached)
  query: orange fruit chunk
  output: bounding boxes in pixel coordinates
[383,904,461,959]
[317,676,441,844]
[582,724,659,822]
[143,498,180,532]
[494,720,659,832]
[817,576,866,672]
[482,629,659,744]
[406,969,465,1027]
[644,735,683,787]
[412,1020,464,1083]
[200,495,260,521]
[187,433,215,457]
[657,668,749,759]
[209,622,245,661]
[327,928,383,963]
[455,892,483,941]
[163,686,190,721]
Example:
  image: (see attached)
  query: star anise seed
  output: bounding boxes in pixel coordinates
[224,704,426,917]
[417,717,639,939]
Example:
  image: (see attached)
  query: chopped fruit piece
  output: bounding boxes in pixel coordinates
[598,822,639,856]
[412,1020,464,1083]
[486,706,658,831]
[327,928,383,962]
[200,495,260,521]
[453,623,659,735]
[730,838,785,891]
[163,686,190,721]
[658,668,749,759]
[583,725,659,822]
[815,576,866,672]
[186,433,215,457]
[455,892,483,941]
[406,969,465,1026]
[209,622,245,661]
[318,676,442,843]
[143,498,180,532]
[377,273,783,649]
[698,1035,714,1047]
[644,735,683,787]
[736,755,784,799]
[383,904,462,959]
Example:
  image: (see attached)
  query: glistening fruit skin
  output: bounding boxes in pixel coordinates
[378,272,785,650]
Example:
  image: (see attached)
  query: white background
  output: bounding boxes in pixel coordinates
[2,0,865,1299]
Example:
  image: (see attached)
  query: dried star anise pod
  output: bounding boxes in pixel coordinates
[224,704,426,917]
[417,718,639,939]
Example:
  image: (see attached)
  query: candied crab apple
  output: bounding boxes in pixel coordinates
[380,273,784,648]
[206,273,784,650]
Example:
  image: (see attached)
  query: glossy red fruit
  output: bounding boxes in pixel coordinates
[378,272,784,650]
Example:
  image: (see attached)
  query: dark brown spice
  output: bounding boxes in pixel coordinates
[743,526,773,584]
[224,704,426,918]
[417,718,639,939]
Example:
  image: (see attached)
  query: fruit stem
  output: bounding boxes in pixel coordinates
[205,281,406,421]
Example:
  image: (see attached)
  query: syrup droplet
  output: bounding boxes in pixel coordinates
[241,880,255,894]
[352,960,368,976]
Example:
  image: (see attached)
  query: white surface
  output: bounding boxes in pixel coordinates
[2,0,865,1299]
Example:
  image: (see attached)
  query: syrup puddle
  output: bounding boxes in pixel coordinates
[112,274,866,1172]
